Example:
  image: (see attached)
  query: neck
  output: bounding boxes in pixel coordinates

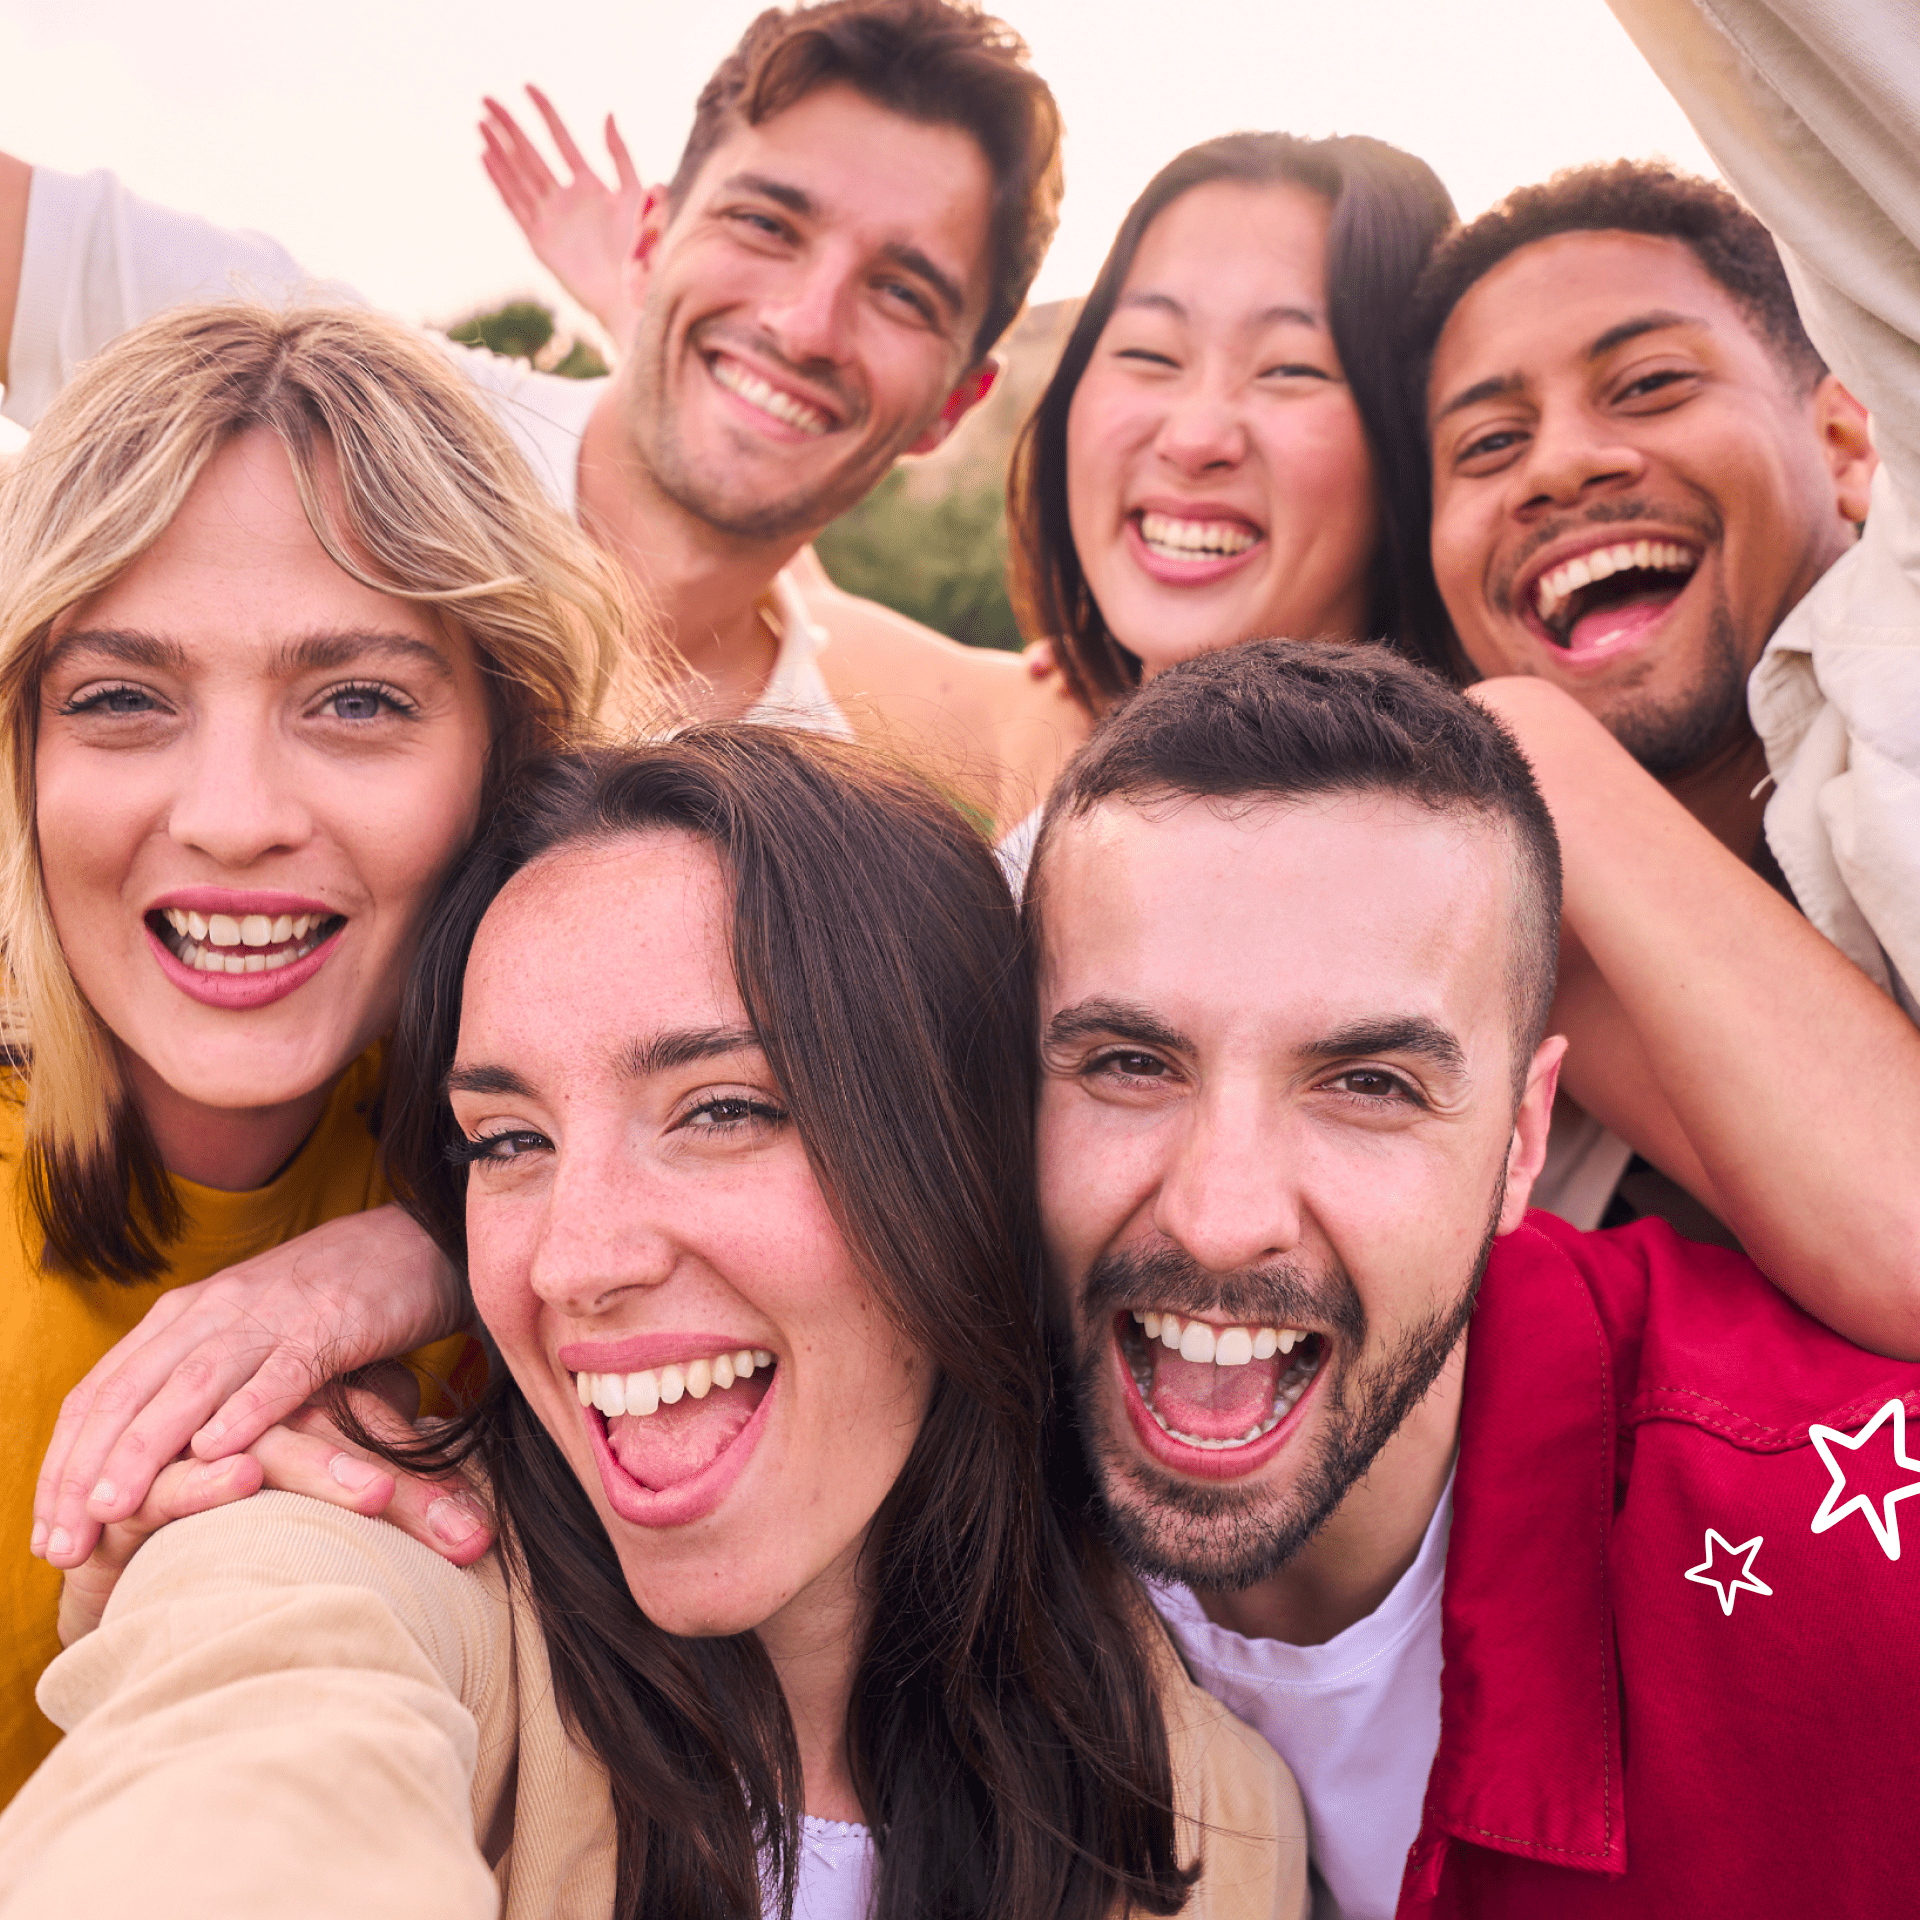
[756,1538,871,1824]
[1191,1343,1464,1647]
[577,382,805,720]
[122,1049,334,1191]
[1666,728,1772,860]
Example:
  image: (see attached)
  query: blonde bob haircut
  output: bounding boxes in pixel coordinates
[0,299,658,1282]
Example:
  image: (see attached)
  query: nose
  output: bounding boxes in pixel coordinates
[165,714,313,867]
[524,1128,679,1320]
[756,248,858,372]
[1513,401,1645,514]
[1151,1082,1304,1278]
[1154,378,1250,479]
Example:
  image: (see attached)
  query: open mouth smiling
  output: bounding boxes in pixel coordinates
[707,352,837,437]
[150,906,344,976]
[1115,1308,1327,1476]
[1520,536,1702,657]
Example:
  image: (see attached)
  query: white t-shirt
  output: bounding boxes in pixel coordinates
[1147,1473,1452,1920]
[3,163,856,744]
[788,1815,874,1920]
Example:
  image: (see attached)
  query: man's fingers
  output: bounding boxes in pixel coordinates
[605,115,640,192]
[482,97,558,192]
[248,1423,399,1519]
[528,84,593,178]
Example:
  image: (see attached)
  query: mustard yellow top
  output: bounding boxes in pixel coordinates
[0,1048,398,1806]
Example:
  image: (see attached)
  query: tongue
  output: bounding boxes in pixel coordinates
[1146,1352,1283,1440]
[1565,581,1684,656]
[606,1377,763,1491]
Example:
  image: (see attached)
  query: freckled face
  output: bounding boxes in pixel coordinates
[624,83,995,542]
[1066,180,1379,676]
[451,832,933,1635]
[34,427,491,1134]
[1036,796,1546,1587]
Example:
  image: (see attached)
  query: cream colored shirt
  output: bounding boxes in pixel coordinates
[0,1493,1308,1920]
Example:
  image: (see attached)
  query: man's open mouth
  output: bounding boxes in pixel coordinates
[708,353,835,437]
[150,907,344,976]
[575,1347,775,1493]
[1118,1309,1326,1452]
[1527,537,1700,654]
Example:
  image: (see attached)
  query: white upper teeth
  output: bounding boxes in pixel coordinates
[1133,1309,1307,1364]
[575,1348,774,1421]
[1532,540,1696,624]
[710,357,831,435]
[1139,512,1259,559]
[158,908,331,975]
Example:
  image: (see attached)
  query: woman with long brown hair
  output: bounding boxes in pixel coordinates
[0,725,1307,1920]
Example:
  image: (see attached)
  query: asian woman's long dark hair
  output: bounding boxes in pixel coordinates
[379,726,1195,1920]
[1007,131,1455,711]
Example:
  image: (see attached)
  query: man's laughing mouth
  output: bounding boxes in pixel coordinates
[707,351,837,437]
[1520,535,1702,658]
[1114,1308,1328,1479]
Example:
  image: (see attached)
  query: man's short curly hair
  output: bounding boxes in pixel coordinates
[1409,160,1826,394]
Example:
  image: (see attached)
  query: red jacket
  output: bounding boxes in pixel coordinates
[1399,1212,1920,1917]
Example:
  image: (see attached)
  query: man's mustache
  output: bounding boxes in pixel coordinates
[1081,1241,1366,1346]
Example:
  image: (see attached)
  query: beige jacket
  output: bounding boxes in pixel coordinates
[0,1493,1306,1920]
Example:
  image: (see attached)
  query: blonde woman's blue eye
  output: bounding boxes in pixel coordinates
[321,683,412,722]
[66,685,155,716]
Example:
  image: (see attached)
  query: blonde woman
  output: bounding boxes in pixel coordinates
[0,298,654,1801]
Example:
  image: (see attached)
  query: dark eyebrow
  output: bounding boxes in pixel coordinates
[1433,371,1525,425]
[1116,290,1321,332]
[271,631,455,680]
[1587,309,1707,359]
[724,170,814,218]
[1045,997,1193,1056]
[447,1063,536,1099]
[41,628,190,676]
[1304,1016,1467,1078]
[620,1024,763,1079]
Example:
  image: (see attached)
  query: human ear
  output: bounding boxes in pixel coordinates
[619,185,671,303]
[1810,373,1876,526]
[906,358,999,456]
[1496,1032,1568,1233]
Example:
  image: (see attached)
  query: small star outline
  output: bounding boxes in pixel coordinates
[1684,1529,1773,1616]
[1808,1397,1920,1563]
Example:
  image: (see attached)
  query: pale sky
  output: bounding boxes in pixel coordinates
[1,0,1713,449]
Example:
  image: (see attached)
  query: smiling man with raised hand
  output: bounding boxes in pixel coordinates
[1028,639,1920,1918]
[0,0,1077,828]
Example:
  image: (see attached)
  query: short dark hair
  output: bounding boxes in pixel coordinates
[669,0,1063,362]
[1026,641,1563,1089]
[1006,131,1456,710]
[1410,159,1826,394]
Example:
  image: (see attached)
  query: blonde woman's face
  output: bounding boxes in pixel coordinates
[451,833,931,1640]
[35,429,493,1169]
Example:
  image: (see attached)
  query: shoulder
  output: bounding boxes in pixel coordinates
[803,577,1090,829]
[1146,1615,1309,1920]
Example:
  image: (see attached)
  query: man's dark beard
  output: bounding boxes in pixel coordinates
[1071,1175,1506,1593]
[1606,596,1752,780]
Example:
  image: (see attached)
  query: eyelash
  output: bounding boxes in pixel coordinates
[449,1128,551,1167]
[316,681,418,721]
[61,682,158,717]
[683,1095,788,1132]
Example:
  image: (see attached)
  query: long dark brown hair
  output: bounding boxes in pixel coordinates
[1006,131,1455,711]
[379,725,1195,1920]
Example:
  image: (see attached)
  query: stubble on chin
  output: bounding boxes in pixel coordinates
[1601,594,1754,780]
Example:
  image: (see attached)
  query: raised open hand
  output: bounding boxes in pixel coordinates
[480,86,646,350]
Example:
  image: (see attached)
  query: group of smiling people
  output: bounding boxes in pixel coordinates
[0,0,1917,1915]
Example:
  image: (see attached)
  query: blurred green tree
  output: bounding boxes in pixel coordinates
[447,299,609,380]
[815,471,1021,652]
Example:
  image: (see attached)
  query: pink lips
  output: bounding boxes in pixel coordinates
[144,890,343,1012]
[1123,511,1264,589]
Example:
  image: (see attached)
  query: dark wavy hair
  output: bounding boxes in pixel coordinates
[377,726,1195,1920]
[1006,131,1456,711]
[669,0,1063,362]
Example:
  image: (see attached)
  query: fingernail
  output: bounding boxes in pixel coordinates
[29,1522,47,1556]
[199,1417,228,1447]
[46,1527,72,1560]
[89,1480,116,1508]
[427,1496,484,1548]
[328,1454,383,1494]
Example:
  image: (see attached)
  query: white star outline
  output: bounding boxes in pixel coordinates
[1684,1530,1773,1615]
[1808,1397,1920,1562]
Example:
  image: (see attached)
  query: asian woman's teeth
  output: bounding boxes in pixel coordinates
[709,356,832,436]
[1125,1309,1324,1449]
[574,1348,774,1422]
[1138,511,1260,561]
[154,908,342,974]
